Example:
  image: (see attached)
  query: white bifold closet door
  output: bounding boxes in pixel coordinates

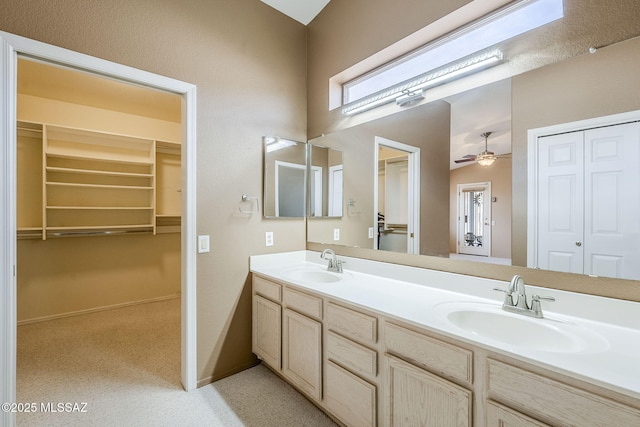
[536,121,640,279]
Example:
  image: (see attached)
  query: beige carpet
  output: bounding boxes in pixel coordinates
[16,298,337,426]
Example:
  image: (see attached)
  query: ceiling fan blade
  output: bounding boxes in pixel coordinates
[454,157,476,163]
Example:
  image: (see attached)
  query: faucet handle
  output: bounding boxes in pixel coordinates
[530,295,555,318]
[493,287,514,306]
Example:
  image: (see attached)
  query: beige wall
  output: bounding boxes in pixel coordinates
[449,160,512,259]
[1,0,307,384]
[17,234,180,321]
[511,36,640,266]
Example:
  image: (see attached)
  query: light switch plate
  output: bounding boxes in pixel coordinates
[198,235,210,253]
[368,227,374,238]
[265,231,274,247]
[333,228,340,241]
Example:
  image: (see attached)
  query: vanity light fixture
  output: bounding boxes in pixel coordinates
[341,0,564,115]
[343,49,503,115]
[396,89,425,107]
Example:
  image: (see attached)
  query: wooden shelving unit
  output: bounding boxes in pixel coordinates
[17,121,181,239]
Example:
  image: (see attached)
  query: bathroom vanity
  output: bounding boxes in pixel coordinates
[250,251,640,426]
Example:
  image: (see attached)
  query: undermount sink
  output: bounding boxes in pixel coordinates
[283,266,351,284]
[434,302,608,354]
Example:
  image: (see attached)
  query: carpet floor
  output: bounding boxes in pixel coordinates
[16,298,337,426]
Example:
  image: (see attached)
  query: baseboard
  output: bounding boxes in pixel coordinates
[17,294,181,326]
[196,358,260,388]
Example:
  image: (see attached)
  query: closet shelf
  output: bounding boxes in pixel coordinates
[46,152,153,166]
[46,206,154,210]
[46,166,153,178]
[46,182,153,190]
[17,121,181,239]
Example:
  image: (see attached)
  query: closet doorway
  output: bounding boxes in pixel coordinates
[1,31,198,419]
[16,57,184,401]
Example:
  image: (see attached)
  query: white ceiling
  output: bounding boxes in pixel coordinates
[260,0,330,25]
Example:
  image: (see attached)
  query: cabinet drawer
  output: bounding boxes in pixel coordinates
[487,358,640,427]
[384,322,472,385]
[486,401,550,427]
[327,331,377,378]
[283,287,322,319]
[325,360,377,427]
[326,302,377,345]
[253,275,281,302]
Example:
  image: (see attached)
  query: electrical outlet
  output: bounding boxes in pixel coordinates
[197,235,210,253]
[333,228,340,241]
[368,227,374,238]
[265,231,274,247]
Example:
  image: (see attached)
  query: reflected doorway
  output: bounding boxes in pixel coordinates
[457,182,491,257]
[374,137,420,254]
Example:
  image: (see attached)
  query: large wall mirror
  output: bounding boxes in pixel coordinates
[263,136,307,218]
[307,4,640,288]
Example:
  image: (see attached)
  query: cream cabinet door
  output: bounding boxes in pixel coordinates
[282,308,322,401]
[385,355,471,427]
[252,294,281,369]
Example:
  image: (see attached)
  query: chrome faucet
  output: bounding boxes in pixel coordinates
[320,249,343,273]
[494,275,555,318]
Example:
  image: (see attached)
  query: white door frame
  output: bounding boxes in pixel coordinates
[526,109,640,269]
[373,136,420,254]
[1,31,198,425]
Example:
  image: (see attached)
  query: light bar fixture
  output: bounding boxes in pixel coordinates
[341,0,564,115]
[342,49,503,115]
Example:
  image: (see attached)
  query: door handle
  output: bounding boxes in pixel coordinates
[575,241,582,247]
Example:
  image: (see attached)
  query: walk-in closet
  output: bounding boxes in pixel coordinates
[15,58,183,405]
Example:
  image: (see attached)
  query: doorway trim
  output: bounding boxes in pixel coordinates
[1,31,198,425]
[374,136,420,254]
[526,109,640,270]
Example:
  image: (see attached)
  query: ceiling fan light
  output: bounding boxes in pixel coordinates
[477,153,497,166]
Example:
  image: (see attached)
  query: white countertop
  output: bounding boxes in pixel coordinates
[250,250,640,399]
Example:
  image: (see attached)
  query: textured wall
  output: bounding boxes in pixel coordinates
[1,0,307,383]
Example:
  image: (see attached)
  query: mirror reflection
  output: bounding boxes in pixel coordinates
[309,146,343,218]
[263,136,307,218]
[307,33,640,281]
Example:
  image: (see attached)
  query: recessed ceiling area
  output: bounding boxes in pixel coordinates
[17,59,182,123]
[260,0,330,25]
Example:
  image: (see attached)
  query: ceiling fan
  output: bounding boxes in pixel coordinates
[454,132,510,166]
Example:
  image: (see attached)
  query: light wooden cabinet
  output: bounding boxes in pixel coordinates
[325,360,377,427]
[251,274,639,427]
[385,354,472,427]
[282,307,322,401]
[252,295,281,369]
[325,302,379,426]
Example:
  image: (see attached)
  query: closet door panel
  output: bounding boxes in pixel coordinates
[536,132,584,274]
[584,122,640,280]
